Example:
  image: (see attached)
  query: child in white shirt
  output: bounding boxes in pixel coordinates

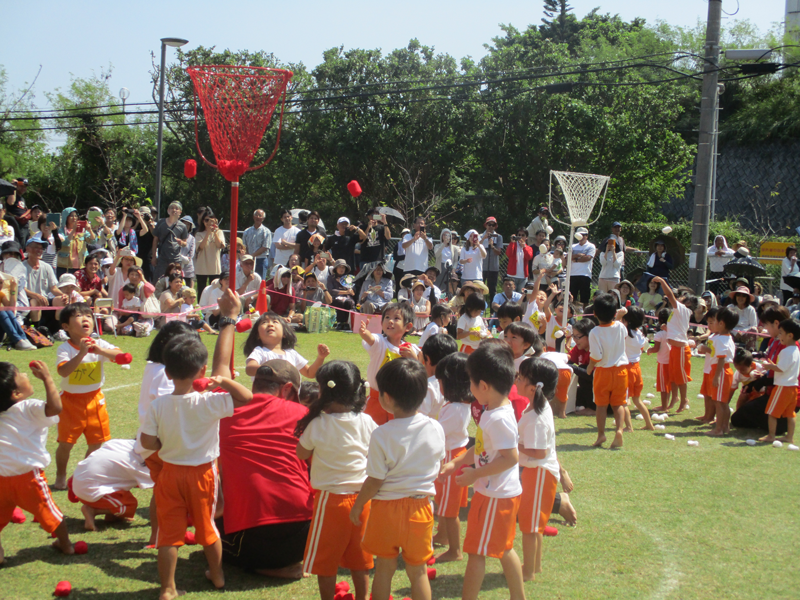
[457,293,490,353]
[621,307,654,431]
[419,333,458,418]
[758,318,800,444]
[698,306,738,435]
[418,304,452,348]
[646,308,675,412]
[295,362,377,600]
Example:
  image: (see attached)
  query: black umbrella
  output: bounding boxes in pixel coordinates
[783,275,800,290]
[723,256,766,278]
[649,234,685,269]
[0,179,17,198]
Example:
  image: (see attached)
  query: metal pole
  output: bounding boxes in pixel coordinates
[710,87,721,222]
[688,0,722,294]
[229,180,239,376]
[154,41,167,221]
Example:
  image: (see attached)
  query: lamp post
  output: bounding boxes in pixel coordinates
[154,37,189,220]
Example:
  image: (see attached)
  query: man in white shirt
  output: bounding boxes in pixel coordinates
[272,210,300,268]
[402,216,433,276]
[236,255,263,310]
[242,210,272,280]
[569,227,596,305]
[24,236,63,331]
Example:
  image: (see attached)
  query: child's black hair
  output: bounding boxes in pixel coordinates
[657,307,671,326]
[464,293,486,316]
[573,318,596,338]
[163,335,208,380]
[504,322,543,354]
[146,322,198,363]
[761,306,791,326]
[382,300,415,328]
[517,357,559,414]
[421,334,458,366]
[466,343,516,396]
[779,318,800,341]
[435,353,474,404]
[705,306,720,321]
[122,283,137,295]
[680,294,700,312]
[733,347,753,368]
[715,306,739,333]
[0,362,19,413]
[243,312,297,357]
[623,306,645,338]
[375,358,428,412]
[430,303,451,323]
[592,293,618,324]
[497,301,524,322]
[295,361,367,436]
[59,302,94,326]
[298,381,320,406]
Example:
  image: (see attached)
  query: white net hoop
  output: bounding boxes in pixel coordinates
[549,170,610,227]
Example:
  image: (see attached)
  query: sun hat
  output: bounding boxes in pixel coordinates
[412,279,426,290]
[729,286,755,302]
[114,247,143,267]
[576,227,589,236]
[240,254,255,264]
[57,273,78,289]
[1,240,23,260]
[461,280,490,295]
[760,294,780,306]
[291,264,305,275]
[485,216,497,225]
[25,235,48,248]
[331,258,351,274]
[399,273,416,288]
[615,279,635,291]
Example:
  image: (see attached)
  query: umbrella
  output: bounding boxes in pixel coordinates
[783,275,800,290]
[0,179,17,198]
[723,256,766,278]
[377,207,405,223]
[648,234,685,269]
[290,208,326,231]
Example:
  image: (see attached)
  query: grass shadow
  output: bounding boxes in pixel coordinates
[555,443,603,452]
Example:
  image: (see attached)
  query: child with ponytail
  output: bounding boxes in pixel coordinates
[515,357,560,581]
[622,306,654,431]
[295,361,377,600]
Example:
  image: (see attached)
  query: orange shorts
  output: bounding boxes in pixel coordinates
[303,491,373,576]
[460,344,477,355]
[700,366,734,404]
[592,365,629,407]
[79,490,138,519]
[434,448,469,518]
[0,469,63,534]
[668,344,692,385]
[364,388,393,426]
[145,451,163,484]
[156,461,219,548]
[361,497,433,566]
[518,467,558,535]
[626,362,644,398]
[58,389,111,445]
[555,369,572,404]
[463,492,520,558]
[656,363,671,393]
[766,386,799,419]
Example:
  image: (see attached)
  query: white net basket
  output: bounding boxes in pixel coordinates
[550,170,610,227]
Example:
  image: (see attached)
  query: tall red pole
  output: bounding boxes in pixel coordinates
[229,180,239,377]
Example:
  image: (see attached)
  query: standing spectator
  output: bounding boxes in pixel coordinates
[526,206,551,240]
[569,227,595,305]
[434,229,460,276]
[115,209,145,255]
[242,209,273,280]
[646,240,674,289]
[37,218,61,270]
[195,208,226,299]
[505,228,533,292]
[135,206,156,283]
[88,206,116,258]
[597,236,623,293]
[6,177,31,244]
[480,216,504,295]
[780,246,798,305]
[272,209,300,268]
[402,216,433,276]
[352,208,391,293]
[707,235,734,296]
[460,229,487,283]
[294,210,326,268]
[151,201,188,281]
[56,207,96,278]
[178,215,196,288]
[324,217,365,270]
[733,240,750,259]
[23,236,61,331]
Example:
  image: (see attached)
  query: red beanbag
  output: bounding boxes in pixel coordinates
[347,180,362,197]
[235,318,252,333]
[426,556,435,566]
[543,526,559,537]
[184,531,196,545]
[335,582,350,593]
[114,353,133,365]
[184,159,197,179]
[54,581,71,596]
[11,507,26,523]
[427,568,436,580]
[74,541,88,555]
[192,378,212,393]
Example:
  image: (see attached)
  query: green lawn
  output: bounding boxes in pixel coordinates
[1,331,799,600]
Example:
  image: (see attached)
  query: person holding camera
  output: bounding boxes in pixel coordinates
[324,217,366,271]
[115,208,148,256]
[195,208,226,299]
[151,201,189,282]
[480,216,504,296]
[505,228,534,293]
[401,216,433,277]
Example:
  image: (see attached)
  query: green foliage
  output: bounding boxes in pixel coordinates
[0,67,47,182]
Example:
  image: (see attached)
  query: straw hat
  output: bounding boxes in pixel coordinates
[462,280,490,295]
[615,279,635,292]
[114,247,142,267]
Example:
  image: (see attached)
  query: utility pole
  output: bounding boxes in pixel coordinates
[687,0,723,294]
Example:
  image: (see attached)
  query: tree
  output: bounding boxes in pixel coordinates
[0,66,46,186]
[541,1,576,46]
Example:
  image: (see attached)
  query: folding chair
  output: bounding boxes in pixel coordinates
[94,298,116,338]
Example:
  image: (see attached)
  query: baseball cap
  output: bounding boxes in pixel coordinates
[576,227,589,235]
[538,206,550,214]
[612,221,622,227]
[337,217,350,225]
[240,254,254,263]
[254,360,301,394]
[485,216,497,225]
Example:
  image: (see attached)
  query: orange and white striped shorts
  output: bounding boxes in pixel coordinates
[668,344,692,385]
[656,363,671,393]
[0,469,63,534]
[700,366,734,404]
[434,447,469,518]
[518,467,558,535]
[463,492,520,558]
[766,385,799,419]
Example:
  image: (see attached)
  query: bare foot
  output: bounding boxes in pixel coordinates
[641,425,655,431]
[610,432,624,448]
[591,435,607,447]
[623,426,633,433]
[675,404,689,414]
[777,435,794,443]
[254,562,306,579]
[559,493,577,526]
[560,469,573,493]
[758,435,775,443]
[81,504,97,531]
[159,588,186,600]
[431,533,448,546]
[706,430,723,437]
[52,540,75,555]
[53,477,68,491]
[695,416,711,422]
[205,569,225,589]
[522,571,536,582]
[435,549,464,563]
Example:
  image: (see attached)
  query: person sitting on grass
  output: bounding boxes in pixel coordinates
[180,287,217,335]
[757,318,800,445]
[568,318,597,416]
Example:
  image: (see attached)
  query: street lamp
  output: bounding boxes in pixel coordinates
[119,87,130,124]
[154,37,189,220]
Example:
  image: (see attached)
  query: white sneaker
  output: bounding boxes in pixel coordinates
[14,339,37,351]
[54,330,69,341]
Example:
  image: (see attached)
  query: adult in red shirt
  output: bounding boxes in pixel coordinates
[209,293,312,579]
[74,251,108,306]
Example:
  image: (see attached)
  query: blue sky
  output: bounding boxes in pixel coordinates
[5,0,787,110]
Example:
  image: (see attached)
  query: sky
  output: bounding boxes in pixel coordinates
[5,0,788,112]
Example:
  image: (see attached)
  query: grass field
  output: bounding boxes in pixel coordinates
[1,330,799,600]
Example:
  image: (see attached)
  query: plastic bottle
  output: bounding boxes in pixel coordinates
[491,325,497,338]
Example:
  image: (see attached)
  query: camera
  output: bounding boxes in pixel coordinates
[143,213,151,222]
[419,226,425,232]
[511,235,517,242]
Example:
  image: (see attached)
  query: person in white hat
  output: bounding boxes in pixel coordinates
[570,227,595,305]
[23,235,61,329]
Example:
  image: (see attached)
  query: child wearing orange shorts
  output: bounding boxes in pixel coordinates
[757,318,800,445]
[647,308,674,412]
[622,307,654,431]
[54,303,124,489]
[140,335,253,599]
[440,344,525,600]
[0,360,74,563]
[350,358,445,600]
[539,350,573,420]
[432,353,473,562]
[699,306,737,436]
[295,361,377,600]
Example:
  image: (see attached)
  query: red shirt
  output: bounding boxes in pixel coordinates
[569,346,591,367]
[470,387,527,426]
[265,280,295,317]
[218,393,313,533]
[74,268,102,293]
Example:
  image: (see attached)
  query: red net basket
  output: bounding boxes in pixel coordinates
[186,65,293,182]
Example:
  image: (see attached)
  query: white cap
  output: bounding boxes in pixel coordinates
[337,217,350,225]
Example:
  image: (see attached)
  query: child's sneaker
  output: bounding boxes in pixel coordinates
[54,330,69,341]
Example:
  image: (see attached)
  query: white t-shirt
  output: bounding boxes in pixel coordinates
[666,302,691,343]
[517,402,559,480]
[417,322,440,348]
[702,333,736,375]
[56,338,118,395]
[511,244,525,278]
[589,322,629,369]
[570,241,596,277]
[273,225,300,267]
[72,439,154,502]
[473,403,522,499]
[654,330,671,364]
[298,411,377,494]
[540,351,572,372]
[366,413,445,499]
[524,302,545,331]
[121,296,142,312]
[460,246,483,281]
[134,362,173,458]
[458,314,487,350]
[402,233,430,273]
[246,346,308,381]
[545,314,564,348]
[363,335,418,391]
[773,344,800,387]
[419,375,444,419]
[0,399,59,477]
[437,402,471,451]
[624,330,648,363]
[141,391,234,466]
